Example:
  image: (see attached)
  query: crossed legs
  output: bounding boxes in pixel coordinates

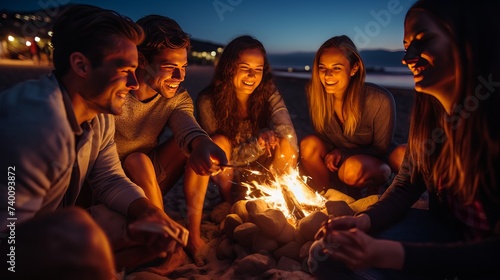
[299,135,399,193]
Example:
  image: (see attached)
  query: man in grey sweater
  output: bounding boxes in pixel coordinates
[114,15,228,267]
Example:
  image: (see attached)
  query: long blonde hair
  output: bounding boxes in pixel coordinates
[307,35,366,136]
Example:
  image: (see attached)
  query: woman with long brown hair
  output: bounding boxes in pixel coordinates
[183,35,298,266]
[308,0,500,278]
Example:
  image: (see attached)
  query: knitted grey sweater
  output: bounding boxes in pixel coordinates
[114,87,209,160]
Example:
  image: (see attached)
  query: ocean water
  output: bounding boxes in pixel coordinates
[268,50,415,89]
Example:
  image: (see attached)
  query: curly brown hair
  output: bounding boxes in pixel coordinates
[200,35,276,141]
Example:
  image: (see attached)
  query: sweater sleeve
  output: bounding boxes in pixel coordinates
[360,147,426,231]
[86,115,146,215]
[363,148,500,276]
[268,90,299,153]
[167,90,210,155]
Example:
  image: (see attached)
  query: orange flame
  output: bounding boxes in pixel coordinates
[242,166,326,224]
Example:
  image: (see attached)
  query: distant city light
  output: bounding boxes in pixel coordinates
[211,51,216,57]
[304,65,310,71]
[8,35,14,42]
[26,41,32,47]
[34,36,40,42]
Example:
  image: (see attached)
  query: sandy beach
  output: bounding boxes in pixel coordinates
[0,61,416,279]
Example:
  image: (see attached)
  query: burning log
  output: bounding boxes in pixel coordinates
[280,184,305,221]
[240,167,326,223]
[300,204,325,213]
[296,177,322,199]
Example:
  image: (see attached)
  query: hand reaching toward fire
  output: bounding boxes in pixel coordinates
[258,129,278,157]
[312,213,404,271]
[322,227,404,270]
[324,149,342,171]
[127,199,188,255]
[128,220,185,256]
[188,136,228,176]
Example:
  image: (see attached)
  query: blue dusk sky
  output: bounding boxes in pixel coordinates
[1,0,416,54]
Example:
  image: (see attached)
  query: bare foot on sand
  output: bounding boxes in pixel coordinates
[187,235,210,267]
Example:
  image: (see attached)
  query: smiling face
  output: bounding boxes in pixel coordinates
[403,9,458,113]
[83,36,139,115]
[318,47,357,98]
[233,48,264,99]
[143,48,188,98]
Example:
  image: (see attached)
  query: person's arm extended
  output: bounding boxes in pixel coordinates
[87,115,146,215]
[187,135,228,175]
[268,90,298,152]
[322,219,405,271]
[361,148,427,232]
[126,197,154,220]
[168,90,211,156]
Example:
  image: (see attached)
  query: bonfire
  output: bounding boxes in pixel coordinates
[241,166,326,226]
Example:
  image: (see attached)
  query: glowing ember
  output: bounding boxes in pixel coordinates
[241,167,326,225]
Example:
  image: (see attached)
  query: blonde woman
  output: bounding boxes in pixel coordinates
[300,35,405,194]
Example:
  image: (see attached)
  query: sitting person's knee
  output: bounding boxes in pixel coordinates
[300,135,322,159]
[340,156,391,187]
[16,207,115,279]
[340,162,364,186]
[49,208,113,261]
[338,156,366,186]
[388,144,407,172]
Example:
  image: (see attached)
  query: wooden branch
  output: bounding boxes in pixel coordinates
[281,184,306,221]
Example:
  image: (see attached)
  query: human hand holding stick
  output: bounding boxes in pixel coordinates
[258,130,278,157]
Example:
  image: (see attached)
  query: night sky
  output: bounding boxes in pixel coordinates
[1,0,416,54]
